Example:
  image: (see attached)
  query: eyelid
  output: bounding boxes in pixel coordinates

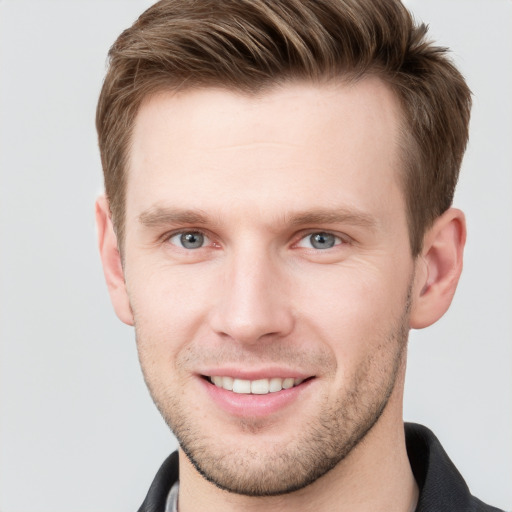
[293,230,349,249]
[163,228,214,248]
[158,228,350,250]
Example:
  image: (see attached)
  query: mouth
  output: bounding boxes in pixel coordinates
[204,375,312,395]
[199,373,316,417]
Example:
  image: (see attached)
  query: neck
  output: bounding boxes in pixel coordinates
[177,377,418,512]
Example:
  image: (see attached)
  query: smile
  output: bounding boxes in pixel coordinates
[208,376,306,395]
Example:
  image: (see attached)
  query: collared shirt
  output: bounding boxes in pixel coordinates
[138,423,505,512]
[164,481,179,512]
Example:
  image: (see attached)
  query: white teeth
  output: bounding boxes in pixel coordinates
[232,378,251,394]
[251,379,270,394]
[211,376,223,387]
[282,378,294,389]
[222,376,234,391]
[209,376,307,394]
[269,377,283,393]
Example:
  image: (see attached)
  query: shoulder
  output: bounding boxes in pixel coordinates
[405,423,506,512]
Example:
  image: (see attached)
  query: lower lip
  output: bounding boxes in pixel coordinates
[200,377,314,417]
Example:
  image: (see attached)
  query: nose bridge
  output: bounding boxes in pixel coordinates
[210,241,293,344]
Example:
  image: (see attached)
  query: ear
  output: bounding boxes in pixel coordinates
[409,208,466,329]
[95,195,134,326]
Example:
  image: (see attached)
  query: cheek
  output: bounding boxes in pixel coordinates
[292,261,411,363]
[127,262,216,355]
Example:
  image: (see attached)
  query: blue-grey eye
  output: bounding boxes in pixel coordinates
[297,232,340,250]
[169,231,207,249]
[310,232,336,249]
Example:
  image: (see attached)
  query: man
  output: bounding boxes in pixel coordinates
[94,1,504,511]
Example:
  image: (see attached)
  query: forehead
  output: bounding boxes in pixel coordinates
[126,79,405,229]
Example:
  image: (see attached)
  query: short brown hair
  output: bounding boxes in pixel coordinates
[96,0,471,255]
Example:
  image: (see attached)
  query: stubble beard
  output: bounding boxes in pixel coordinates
[136,291,412,497]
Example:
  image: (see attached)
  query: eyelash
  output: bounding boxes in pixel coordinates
[295,231,345,250]
[163,229,348,251]
[166,230,214,250]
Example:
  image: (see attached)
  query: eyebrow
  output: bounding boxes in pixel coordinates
[138,207,210,227]
[138,206,377,230]
[288,209,377,229]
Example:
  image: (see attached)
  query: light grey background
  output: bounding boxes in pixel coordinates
[0,1,510,511]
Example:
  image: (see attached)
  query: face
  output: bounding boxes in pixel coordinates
[122,79,417,495]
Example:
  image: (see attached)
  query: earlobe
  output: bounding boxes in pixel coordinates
[410,208,466,329]
[95,195,134,326]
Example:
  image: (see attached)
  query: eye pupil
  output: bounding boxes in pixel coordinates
[310,232,336,249]
[180,232,204,249]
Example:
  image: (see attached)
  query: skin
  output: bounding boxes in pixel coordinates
[96,78,466,512]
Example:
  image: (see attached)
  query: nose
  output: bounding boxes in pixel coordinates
[209,249,295,345]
